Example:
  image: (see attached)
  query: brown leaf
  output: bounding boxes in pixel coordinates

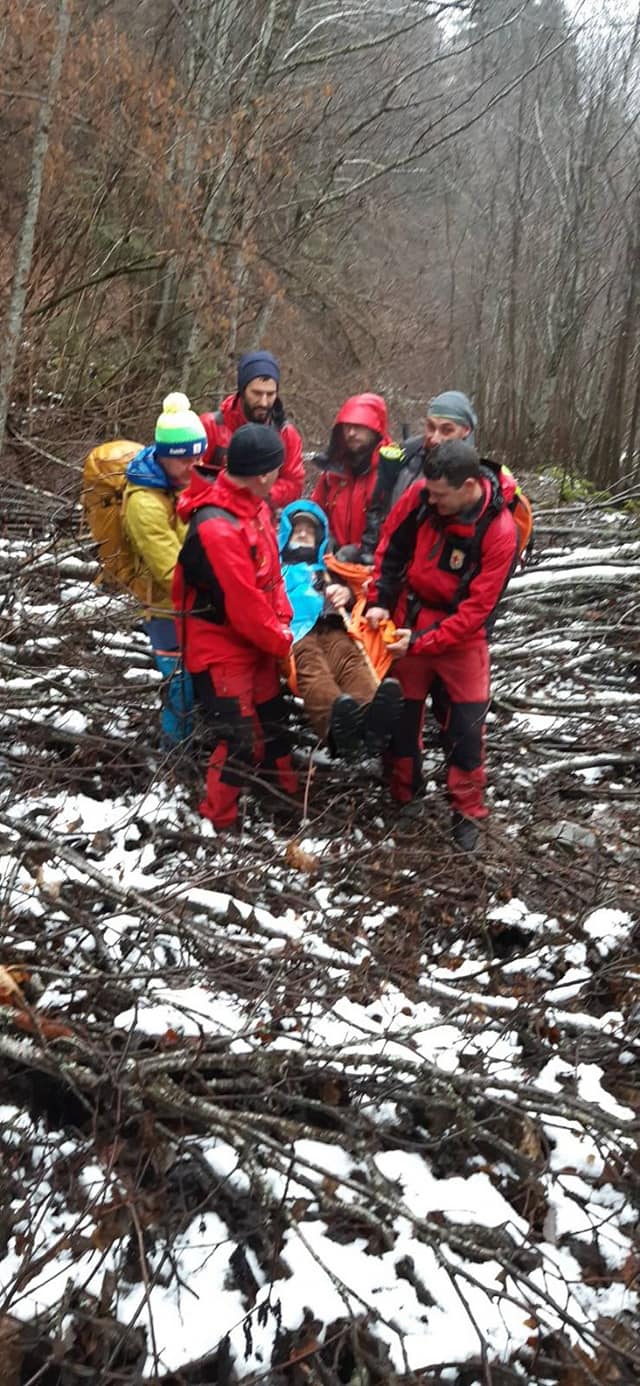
[287,1336,320,1365]
[0,966,27,1006]
[519,1116,543,1161]
[290,1198,311,1221]
[319,1078,345,1106]
[621,1252,640,1287]
[13,1013,73,1040]
[0,1315,22,1386]
[284,839,318,875]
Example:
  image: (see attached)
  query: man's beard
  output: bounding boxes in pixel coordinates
[346,444,373,476]
[244,401,273,424]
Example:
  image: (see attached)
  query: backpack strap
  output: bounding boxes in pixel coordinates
[189,503,259,563]
[374,487,429,614]
[192,504,239,527]
[180,504,259,626]
[441,496,501,614]
[405,488,503,624]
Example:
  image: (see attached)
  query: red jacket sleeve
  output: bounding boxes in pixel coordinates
[198,517,292,659]
[412,511,518,655]
[269,423,304,511]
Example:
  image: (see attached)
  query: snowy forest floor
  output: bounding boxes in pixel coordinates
[0,461,639,1385]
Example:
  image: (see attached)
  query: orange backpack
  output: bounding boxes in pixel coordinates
[81,440,149,601]
[491,462,534,566]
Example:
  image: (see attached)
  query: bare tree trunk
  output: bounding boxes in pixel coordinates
[250,293,277,348]
[0,0,71,452]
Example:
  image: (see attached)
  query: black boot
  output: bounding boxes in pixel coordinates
[451,812,480,853]
[328,695,362,757]
[362,678,403,753]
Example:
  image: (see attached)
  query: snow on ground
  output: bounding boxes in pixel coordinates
[0,489,638,1383]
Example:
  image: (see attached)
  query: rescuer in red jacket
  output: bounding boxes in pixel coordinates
[173,424,297,829]
[310,393,394,558]
[366,440,518,852]
[199,351,304,513]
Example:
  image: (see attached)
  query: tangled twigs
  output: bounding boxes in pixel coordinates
[0,488,638,1382]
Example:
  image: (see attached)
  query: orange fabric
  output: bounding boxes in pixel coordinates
[513,490,534,561]
[283,601,396,693]
[347,597,397,681]
[324,553,372,599]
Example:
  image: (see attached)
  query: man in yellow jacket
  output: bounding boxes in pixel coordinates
[123,393,207,744]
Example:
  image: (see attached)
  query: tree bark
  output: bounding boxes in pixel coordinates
[0,0,71,452]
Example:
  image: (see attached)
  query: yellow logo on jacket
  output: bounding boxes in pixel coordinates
[449,548,465,571]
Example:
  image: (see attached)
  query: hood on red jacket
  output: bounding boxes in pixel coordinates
[319,393,390,475]
[334,393,388,435]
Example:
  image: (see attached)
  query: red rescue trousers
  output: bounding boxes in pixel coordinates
[192,652,298,828]
[387,641,490,819]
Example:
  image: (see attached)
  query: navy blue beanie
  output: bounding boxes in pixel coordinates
[237,351,280,393]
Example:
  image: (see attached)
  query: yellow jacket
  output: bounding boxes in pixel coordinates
[123,481,187,614]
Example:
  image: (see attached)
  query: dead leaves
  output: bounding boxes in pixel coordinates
[0,965,28,1004]
[285,839,318,875]
[0,1317,22,1386]
[0,965,73,1040]
[555,1316,639,1384]
[518,1115,545,1163]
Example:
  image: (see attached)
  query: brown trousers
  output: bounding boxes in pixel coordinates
[294,621,378,737]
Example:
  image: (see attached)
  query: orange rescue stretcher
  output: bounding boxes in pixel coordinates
[284,555,398,694]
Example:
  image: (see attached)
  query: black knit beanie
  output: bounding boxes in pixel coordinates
[227,423,284,477]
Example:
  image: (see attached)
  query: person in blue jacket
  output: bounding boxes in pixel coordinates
[279,501,402,755]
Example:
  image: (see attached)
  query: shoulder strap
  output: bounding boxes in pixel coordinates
[192,504,240,527]
[444,496,502,614]
[190,502,258,561]
[377,485,432,616]
[402,435,424,465]
[214,409,225,426]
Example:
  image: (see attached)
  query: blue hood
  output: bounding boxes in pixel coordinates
[279,501,330,644]
[278,499,329,561]
[126,444,178,490]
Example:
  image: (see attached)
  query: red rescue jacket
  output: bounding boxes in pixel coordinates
[199,393,304,512]
[310,393,392,551]
[369,471,518,655]
[173,469,293,672]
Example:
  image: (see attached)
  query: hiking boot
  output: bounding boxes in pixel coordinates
[451,812,480,853]
[363,678,403,754]
[328,695,362,757]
